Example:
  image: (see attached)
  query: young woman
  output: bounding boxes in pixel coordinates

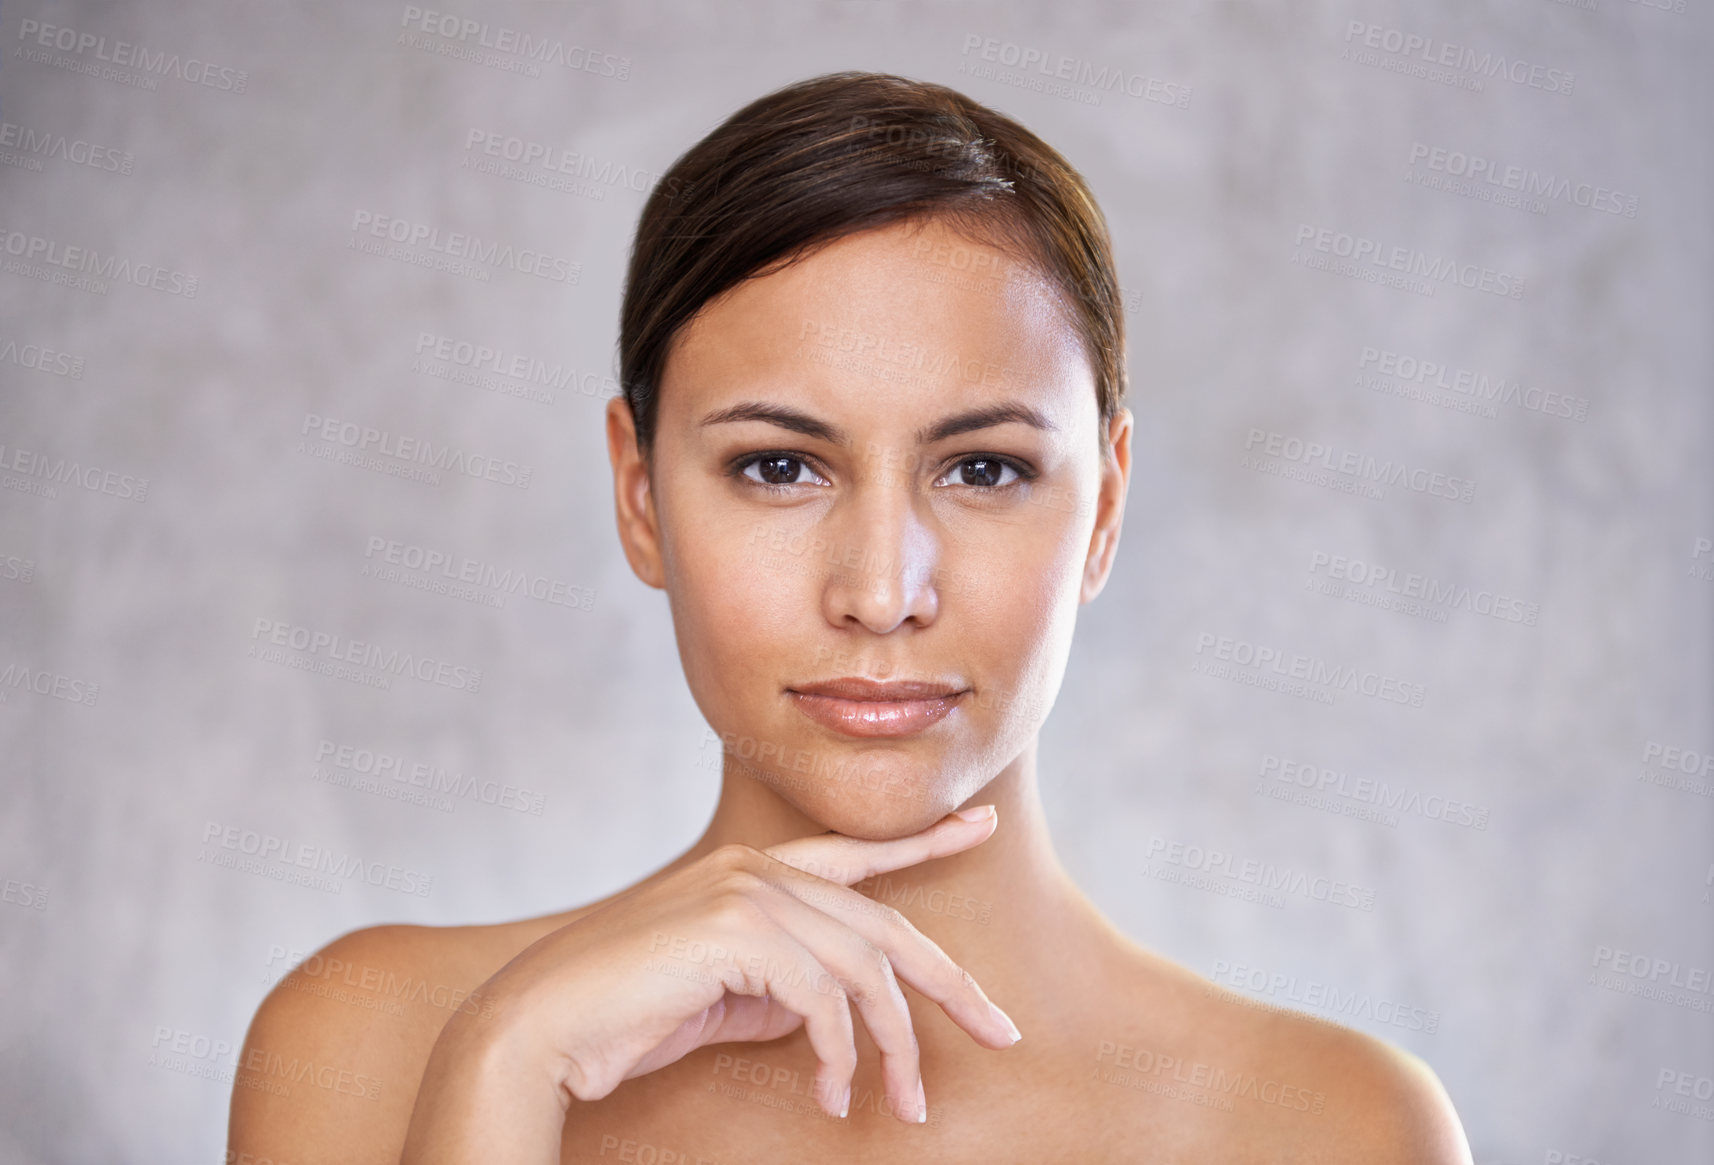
[229,71,1472,1164]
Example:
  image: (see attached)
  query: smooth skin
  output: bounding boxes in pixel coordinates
[229,217,1474,1163]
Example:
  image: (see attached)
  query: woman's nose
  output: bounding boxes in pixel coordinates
[817,483,941,635]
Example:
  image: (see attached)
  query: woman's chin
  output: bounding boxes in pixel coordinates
[794,783,962,841]
[723,746,985,840]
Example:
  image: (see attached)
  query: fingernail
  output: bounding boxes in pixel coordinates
[952,804,996,823]
[989,1001,1022,1045]
[840,1083,851,1119]
[912,1076,927,1123]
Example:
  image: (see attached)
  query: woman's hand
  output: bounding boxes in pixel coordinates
[399,805,1020,1163]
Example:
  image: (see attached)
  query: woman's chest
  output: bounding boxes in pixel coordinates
[550,1040,1215,1164]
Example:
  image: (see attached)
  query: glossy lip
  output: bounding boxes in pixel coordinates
[786,677,969,739]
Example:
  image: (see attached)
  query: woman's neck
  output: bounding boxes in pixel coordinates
[668,737,1116,1055]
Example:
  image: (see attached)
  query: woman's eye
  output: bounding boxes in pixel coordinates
[939,457,1022,489]
[741,455,826,488]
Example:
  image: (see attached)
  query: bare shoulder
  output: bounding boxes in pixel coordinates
[227,916,564,1165]
[1090,943,1472,1164]
[1226,982,1471,1163]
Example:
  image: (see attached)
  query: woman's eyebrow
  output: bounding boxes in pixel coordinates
[698,400,1056,446]
[918,403,1056,445]
[699,401,844,443]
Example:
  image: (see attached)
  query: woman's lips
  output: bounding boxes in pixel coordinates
[786,678,967,739]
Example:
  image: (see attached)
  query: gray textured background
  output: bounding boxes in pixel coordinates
[1,0,1710,1161]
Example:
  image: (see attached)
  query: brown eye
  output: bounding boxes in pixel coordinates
[943,457,1021,488]
[740,455,828,488]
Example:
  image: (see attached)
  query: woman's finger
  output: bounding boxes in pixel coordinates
[715,926,861,1119]
[632,893,861,1119]
[762,805,1000,886]
[748,856,1020,1051]
[736,871,929,1122]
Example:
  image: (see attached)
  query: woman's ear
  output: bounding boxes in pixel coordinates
[1080,407,1132,604]
[606,396,668,589]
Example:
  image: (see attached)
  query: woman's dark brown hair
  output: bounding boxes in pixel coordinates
[618,70,1126,457]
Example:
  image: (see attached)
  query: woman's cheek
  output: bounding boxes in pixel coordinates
[963,500,1080,612]
[660,515,758,683]
[703,544,807,696]
[975,513,1086,720]
[669,498,777,613]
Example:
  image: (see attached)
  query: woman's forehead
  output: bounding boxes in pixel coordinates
[661,219,1095,420]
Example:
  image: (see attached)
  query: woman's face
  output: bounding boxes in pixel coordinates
[607,216,1130,839]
